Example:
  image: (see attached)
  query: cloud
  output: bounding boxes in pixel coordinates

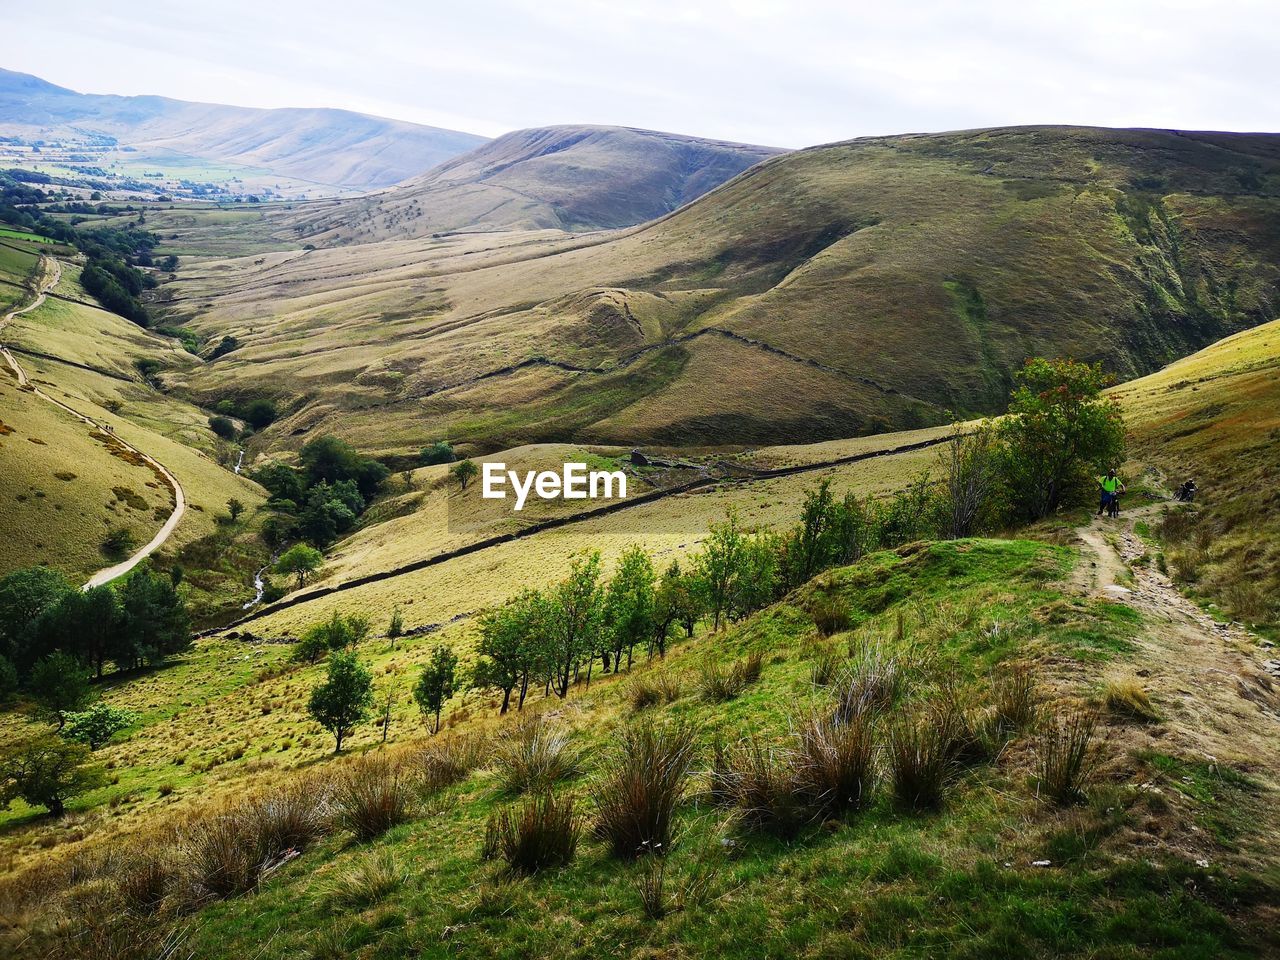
[3,0,1276,145]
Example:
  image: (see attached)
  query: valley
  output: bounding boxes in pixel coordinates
[0,55,1278,960]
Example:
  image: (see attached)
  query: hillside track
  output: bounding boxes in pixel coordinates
[0,255,187,589]
[1068,503,1280,853]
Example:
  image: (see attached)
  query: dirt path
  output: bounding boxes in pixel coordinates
[1071,503,1279,821]
[1,256,187,589]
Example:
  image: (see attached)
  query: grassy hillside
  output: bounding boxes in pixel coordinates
[0,68,488,195]
[0,248,268,615]
[6,530,1279,959]
[281,125,783,242]
[161,126,1280,455]
[1113,318,1280,630]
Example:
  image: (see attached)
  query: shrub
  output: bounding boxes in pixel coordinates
[102,526,136,558]
[992,662,1039,733]
[487,792,582,875]
[886,711,954,811]
[1103,677,1160,723]
[1036,705,1102,805]
[208,415,237,440]
[594,719,697,859]
[419,441,455,465]
[795,710,877,816]
[832,643,903,722]
[809,591,851,637]
[333,756,414,841]
[697,651,764,703]
[492,717,583,795]
[413,733,490,796]
[323,849,405,910]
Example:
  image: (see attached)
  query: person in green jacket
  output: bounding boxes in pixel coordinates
[1096,469,1125,516]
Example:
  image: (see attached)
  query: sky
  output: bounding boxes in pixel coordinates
[3,0,1277,147]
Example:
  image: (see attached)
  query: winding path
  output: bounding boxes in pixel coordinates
[1,255,187,589]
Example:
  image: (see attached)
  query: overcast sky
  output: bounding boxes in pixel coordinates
[4,0,1276,147]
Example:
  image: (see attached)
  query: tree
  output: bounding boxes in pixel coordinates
[474,589,547,713]
[420,441,455,465]
[997,358,1125,520]
[276,544,323,589]
[547,553,605,697]
[307,651,373,753]
[0,567,73,670]
[0,655,18,702]
[414,644,459,734]
[730,533,781,621]
[208,415,237,440]
[227,498,245,522]
[654,560,701,655]
[28,652,92,729]
[937,422,1004,538]
[0,735,105,817]
[116,565,190,669]
[693,510,746,631]
[62,703,136,749]
[292,611,369,663]
[451,459,478,491]
[604,545,655,673]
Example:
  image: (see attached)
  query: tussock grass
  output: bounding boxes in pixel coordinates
[808,591,851,638]
[795,710,878,816]
[722,736,811,838]
[486,792,582,875]
[412,732,489,795]
[491,717,583,795]
[627,669,684,711]
[992,662,1039,733]
[321,849,406,910]
[1103,677,1160,723]
[886,710,954,812]
[594,719,697,859]
[1037,705,1102,806]
[832,642,904,721]
[333,757,414,841]
[697,651,764,703]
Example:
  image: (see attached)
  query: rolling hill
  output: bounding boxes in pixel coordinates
[163,125,1280,455]
[0,67,488,193]
[277,124,785,242]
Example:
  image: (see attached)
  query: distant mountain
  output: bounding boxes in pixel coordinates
[172,125,1280,452]
[0,68,487,191]
[280,125,785,241]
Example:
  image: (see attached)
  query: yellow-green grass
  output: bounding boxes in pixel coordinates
[160,126,1280,455]
[1111,317,1280,628]
[12,538,1275,959]
[0,371,169,579]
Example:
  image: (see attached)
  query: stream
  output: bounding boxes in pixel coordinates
[234,449,245,474]
[243,559,273,609]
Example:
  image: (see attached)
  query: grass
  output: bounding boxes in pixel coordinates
[2,534,1273,958]
[1112,318,1280,632]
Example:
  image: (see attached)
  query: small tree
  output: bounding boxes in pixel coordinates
[451,459,478,491]
[997,358,1125,520]
[693,510,746,631]
[62,703,137,750]
[414,644,458,734]
[227,498,245,522]
[387,607,404,640]
[653,560,701,655]
[0,735,105,816]
[937,421,1003,538]
[276,544,324,589]
[420,441,455,465]
[474,589,547,713]
[604,545,656,673]
[307,651,373,753]
[28,652,91,729]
